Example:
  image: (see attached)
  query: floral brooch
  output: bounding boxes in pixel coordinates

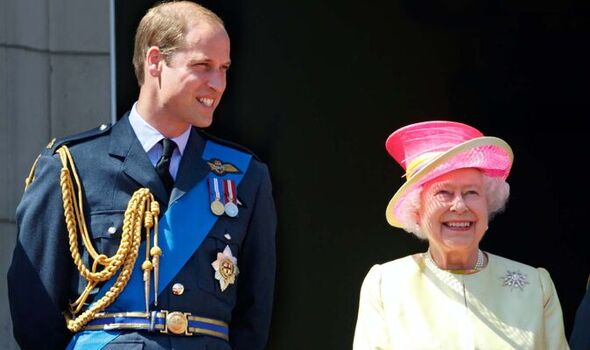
[500,270,529,291]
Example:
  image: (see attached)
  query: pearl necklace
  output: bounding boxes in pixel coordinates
[473,249,485,270]
[425,249,486,275]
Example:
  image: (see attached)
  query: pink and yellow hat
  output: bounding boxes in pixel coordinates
[385,120,514,228]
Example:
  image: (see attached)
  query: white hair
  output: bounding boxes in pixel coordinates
[396,174,510,239]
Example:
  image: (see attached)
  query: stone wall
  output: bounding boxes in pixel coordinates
[0,0,111,348]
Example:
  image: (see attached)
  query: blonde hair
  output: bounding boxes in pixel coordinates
[132,1,224,85]
[397,173,510,239]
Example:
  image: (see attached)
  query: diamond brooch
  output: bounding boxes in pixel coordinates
[501,270,529,290]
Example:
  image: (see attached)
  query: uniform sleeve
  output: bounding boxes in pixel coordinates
[229,163,277,350]
[570,280,590,350]
[7,153,74,349]
[538,267,570,350]
[353,264,390,350]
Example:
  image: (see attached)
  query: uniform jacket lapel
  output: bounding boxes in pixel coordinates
[108,114,170,203]
[170,128,210,204]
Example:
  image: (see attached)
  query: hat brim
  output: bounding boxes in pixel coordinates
[385,136,513,228]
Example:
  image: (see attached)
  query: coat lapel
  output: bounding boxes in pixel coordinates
[108,114,170,203]
[169,128,210,204]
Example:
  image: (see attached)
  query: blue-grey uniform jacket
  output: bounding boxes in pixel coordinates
[7,114,277,350]
[571,284,590,350]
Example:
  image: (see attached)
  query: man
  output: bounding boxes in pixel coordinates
[7,2,277,349]
[570,279,590,349]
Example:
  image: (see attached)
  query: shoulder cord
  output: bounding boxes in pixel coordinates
[55,146,162,332]
[24,155,40,189]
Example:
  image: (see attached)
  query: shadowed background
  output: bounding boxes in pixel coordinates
[15,0,588,349]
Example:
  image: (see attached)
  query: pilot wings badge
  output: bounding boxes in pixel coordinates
[207,158,241,176]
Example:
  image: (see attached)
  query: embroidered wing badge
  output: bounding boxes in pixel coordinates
[207,159,241,176]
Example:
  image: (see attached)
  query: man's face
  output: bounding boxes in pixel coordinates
[158,21,231,129]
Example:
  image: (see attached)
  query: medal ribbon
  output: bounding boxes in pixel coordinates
[208,177,223,203]
[208,176,225,215]
[224,179,236,205]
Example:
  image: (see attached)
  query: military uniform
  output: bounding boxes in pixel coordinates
[570,278,590,350]
[8,114,277,350]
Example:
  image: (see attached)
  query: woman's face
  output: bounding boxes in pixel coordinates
[419,168,488,255]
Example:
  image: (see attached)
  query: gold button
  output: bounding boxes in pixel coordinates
[172,283,184,295]
[166,311,188,334]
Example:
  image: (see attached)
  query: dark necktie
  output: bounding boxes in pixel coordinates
[155,138,177,195]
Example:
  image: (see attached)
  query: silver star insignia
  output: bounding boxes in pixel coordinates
[501,270,529,290]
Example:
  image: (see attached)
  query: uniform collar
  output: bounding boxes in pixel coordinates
[128,102,191,155]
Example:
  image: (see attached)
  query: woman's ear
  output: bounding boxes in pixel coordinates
[412,210,425,238]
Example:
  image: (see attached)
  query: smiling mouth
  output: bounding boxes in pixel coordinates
[443,221,473,230]
[198,97,214,107]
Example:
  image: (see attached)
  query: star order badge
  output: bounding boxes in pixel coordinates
[500,270,529,290]
[211,245,239,291]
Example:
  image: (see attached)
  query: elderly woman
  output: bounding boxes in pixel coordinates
[353,121,569,349]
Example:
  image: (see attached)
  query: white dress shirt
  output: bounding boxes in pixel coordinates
[128,102,191,180]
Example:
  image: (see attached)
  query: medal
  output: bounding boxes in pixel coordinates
[223,179,239,217]
[225,202,238,217]
[208,177,225,216]
[211,199,225,216]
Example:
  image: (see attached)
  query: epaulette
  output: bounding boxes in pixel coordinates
[25,123,112,189]
[43,123,112,155]
[196,128,260,161]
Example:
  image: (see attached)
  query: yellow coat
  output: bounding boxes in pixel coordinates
[353,253,569,350]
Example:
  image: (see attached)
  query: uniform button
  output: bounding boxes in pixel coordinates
[107,226,117,235]
[224,233,232,240]
[99,124,108,131]
[172,283,184,295]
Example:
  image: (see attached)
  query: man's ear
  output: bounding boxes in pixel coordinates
[146,46,163,78]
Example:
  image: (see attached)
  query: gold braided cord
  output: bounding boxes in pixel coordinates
[24,155,41,190]
[56,146,160,332]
